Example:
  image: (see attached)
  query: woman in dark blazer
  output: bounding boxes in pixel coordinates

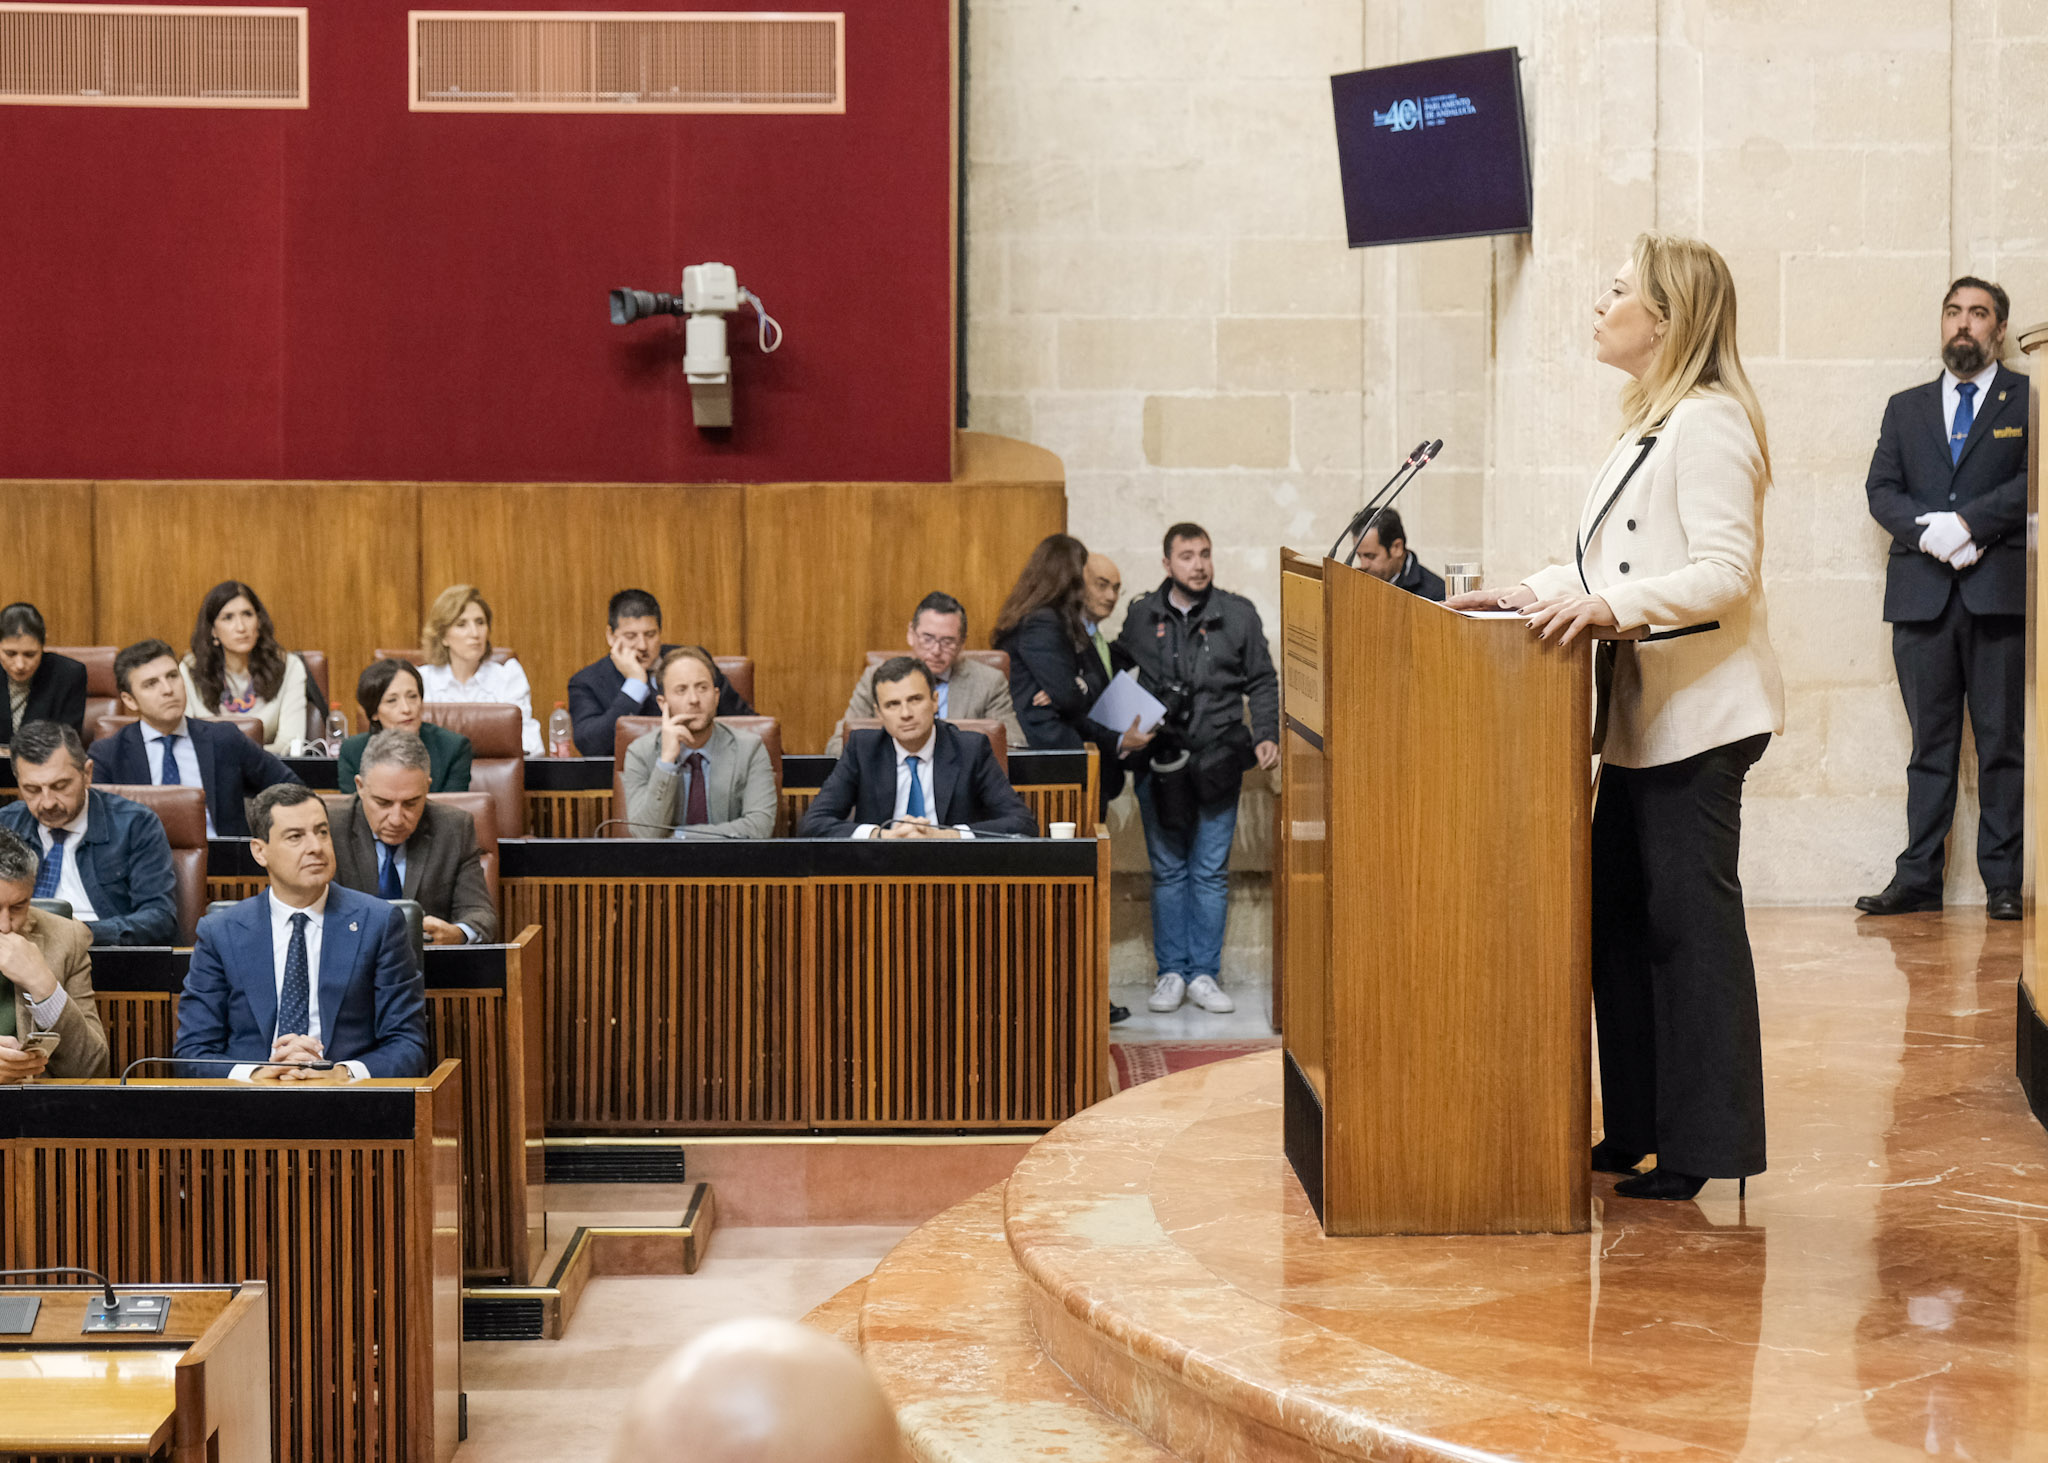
[0,602,86,741]
[993,534,1151,815]
[335,658,473,792]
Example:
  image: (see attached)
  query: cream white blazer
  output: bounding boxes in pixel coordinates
[1523,392,1784,769]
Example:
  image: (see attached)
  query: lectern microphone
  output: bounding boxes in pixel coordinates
[1341,438,1443,568]
[0,1266,118,1309]
[1329,439,1436,561]
[119,1055,333,1083]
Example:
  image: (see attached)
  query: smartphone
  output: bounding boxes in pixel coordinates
[20,1031,60,1057]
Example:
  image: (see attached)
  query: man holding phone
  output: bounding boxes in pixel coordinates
[0,827,109,1081]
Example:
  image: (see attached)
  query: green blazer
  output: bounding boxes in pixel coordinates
[336,720,474,793]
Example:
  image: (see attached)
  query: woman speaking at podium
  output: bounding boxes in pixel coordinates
[1448,233,1783,1201]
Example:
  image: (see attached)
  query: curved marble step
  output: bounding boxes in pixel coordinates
[804,1275,868,1347]
[859,1183,1180,1463]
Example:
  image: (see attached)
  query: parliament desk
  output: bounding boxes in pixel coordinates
[89,938,544,1283]
[0,1072,462,1463]
[502,835,1112,1134]
[0,1281,269,1463]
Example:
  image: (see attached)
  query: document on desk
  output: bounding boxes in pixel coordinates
[1454,610,1525,619]
[1088,669,1168,735]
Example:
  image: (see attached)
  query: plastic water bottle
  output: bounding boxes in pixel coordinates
[548,702,574,758]
[325,709,349,755]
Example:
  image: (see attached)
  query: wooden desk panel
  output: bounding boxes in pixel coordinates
[0,1346,179,1455]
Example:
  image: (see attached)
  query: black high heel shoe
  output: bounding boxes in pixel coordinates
[1612,1167,1707,1201]
[1589,1140,1645,1175]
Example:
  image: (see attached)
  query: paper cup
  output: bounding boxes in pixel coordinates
[1048,822,1078,840]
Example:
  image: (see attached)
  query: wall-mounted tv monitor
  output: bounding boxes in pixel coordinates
[1330,47,1532,248]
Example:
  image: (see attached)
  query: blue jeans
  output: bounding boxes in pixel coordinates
[1135,777,1237,978]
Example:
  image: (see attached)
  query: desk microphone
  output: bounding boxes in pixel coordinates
[1329,439,1431,560]
[119,1056,333,1084]
[875,818,1038,841]
[1343,438,1443,567]
[0,1266,119,1310]
[591,818,745,839]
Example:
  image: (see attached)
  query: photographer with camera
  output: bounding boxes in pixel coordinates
[1118,523,1279,1017]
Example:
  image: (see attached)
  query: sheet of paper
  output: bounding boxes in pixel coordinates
[1454,609,1525,619]
[1088,668,1168,735]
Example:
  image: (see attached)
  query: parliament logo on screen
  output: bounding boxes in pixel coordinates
[1372,93,1478,134]
[1372,97,1423,132]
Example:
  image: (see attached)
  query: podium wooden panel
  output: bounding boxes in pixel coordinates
[1279,551,1591,1235]
[0,1070,464,1463]
[0,1281,269,1462]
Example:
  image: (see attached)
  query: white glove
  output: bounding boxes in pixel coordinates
[1950,540,1982,569]
[1915,511,1972,562]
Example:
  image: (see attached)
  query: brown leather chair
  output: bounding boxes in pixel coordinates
[298,650,330,707]
[713,656,755,707]
[863,648,1011,679]
[321,788,501,908]
[96,784,207,944]
[93,713,265,748]
[50,645,118,732]
[609,715,784,839]
[844,717,1008,775]
[421,702,525,836]
[375,647,516,667]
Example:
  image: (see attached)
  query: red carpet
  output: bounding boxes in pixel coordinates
[1108,1040,1282,1094]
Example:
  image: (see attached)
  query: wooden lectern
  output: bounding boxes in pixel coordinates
[1277,550,1592,1235]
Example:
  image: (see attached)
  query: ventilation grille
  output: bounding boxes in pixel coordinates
[410,10,844,113]
[0,4,307,108]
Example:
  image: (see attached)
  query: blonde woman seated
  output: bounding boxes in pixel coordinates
[180,580,311,755]
[619,648,775,840]
[416,585,543,756]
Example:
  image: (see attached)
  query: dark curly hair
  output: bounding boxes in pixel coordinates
[189,581,289,711]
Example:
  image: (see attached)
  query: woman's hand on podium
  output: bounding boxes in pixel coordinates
[1445,584,1536,613]
[1524,592,1619,646]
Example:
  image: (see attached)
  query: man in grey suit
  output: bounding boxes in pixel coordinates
[826,591,1024,754]
[621,647,777,840]
[329,729,499,944]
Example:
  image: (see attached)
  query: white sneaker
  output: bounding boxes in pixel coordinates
[1186,975,1236,1014]
[1148,973,1187,1012]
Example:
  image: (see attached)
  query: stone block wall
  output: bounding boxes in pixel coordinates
[966,0,2048,905]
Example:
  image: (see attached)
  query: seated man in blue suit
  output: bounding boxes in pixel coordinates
[796,657,1036,839]
[0,720,176,946]
[90,639,301,839]
[174,783,427,1081]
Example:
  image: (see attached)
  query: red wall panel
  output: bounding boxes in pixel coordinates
[0,0,956,483]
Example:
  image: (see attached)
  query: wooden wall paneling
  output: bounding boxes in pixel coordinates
[415,1066,465,1463]
[91,482,421,723]
[743,478,1066,752]
[527,788,609,838]
[416,484,745,736]
[0,482,95,644]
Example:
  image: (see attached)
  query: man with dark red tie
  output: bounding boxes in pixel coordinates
[619,646,776,840]
[1859,277,2029,920]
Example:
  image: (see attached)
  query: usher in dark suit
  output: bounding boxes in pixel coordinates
[795,723,1036,838]
[1865,362,2030,894]
[567,647,755,757]
[89,717,300,839]
[0,652,87,740]
[997,606,1133,813]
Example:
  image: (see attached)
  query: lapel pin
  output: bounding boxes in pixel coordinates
[1999,391,2008,402]
[349,922,358,932]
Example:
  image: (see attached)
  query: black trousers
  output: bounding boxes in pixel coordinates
[1592,732,1770,1177]
[1891,591,2024,891]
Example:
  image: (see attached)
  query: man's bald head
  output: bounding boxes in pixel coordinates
[611,1318,905,1463]
[1082,552,1123,625]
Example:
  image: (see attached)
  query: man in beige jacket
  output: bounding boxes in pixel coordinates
[825,592,1023,754]
[0,826,109,1081]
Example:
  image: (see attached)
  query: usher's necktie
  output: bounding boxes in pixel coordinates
[1951,381,1977,464]
[277,912,311,1037]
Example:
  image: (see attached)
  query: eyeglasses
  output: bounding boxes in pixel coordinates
[912,632,962,652]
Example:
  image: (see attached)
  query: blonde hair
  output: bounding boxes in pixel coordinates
[1618,233,1771,478]
[422,584,493,667]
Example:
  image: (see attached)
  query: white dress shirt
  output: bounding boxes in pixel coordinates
[852,730,975,839]
[228,886,369,1081]
[142,719,211,835]
[1943,359,1999,443]
[419,657,544,756]
[36,804,97,923]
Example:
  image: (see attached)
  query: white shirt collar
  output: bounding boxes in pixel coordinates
[892,728,938,766]
[141,717,192,743]
[1942,360,1999,394]
[268,884,331,926]
[57,800,89,838]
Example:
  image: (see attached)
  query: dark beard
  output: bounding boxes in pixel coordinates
[1943,331,1993,376]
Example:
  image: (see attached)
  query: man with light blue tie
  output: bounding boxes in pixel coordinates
[89,639,299,839]
[173,783,427,1080]
[1859,276,2029,920]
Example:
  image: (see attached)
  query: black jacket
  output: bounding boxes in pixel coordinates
[997,607,1133,809]
[567,646,754,756]
[1,651,87,741]
[1115,580,1280,752]
[1866,365,2029,622]
[1393,554,1447,602]
[795,723,1036,837]
[90,717,300,839]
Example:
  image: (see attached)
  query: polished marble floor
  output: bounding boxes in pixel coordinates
[1008,908,2048,1461]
